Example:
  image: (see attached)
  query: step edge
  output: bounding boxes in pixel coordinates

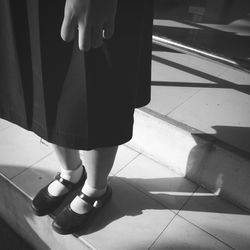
[141,107,250,160]
[130,108,250,211]
[0,173,97,250]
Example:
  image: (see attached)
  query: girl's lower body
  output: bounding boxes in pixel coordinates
[0,0,154,234]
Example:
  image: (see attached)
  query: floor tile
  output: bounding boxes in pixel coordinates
[219,68,250,86]
[0,125,53,179]
[12,152,60,199]
[179,187,250,250]
[147,85,200,115]
[80,177,175,250]
[151,215,232,250]
[116,154,197,212]
[110,145,140,175]
[169,88,250,152]
[151,52,216,84]
[152,51,228,77]
[148,51,219,115]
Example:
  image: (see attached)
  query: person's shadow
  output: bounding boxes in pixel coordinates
[1,163,249,249]
[57,175,247,236]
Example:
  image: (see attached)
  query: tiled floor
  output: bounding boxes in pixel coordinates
[148,49,250,154]
[0,119,249,250]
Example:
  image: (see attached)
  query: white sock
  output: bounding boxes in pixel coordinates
[47,164,83,197]
[70,181,107,214]
[81,181,107,198]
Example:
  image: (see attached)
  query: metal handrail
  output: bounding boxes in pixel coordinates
[152,34,250,73]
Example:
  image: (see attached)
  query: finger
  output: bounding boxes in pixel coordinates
[78,20,91,51]
[91,25,103,48]
[103,19,115,39]
[61,12,77,42]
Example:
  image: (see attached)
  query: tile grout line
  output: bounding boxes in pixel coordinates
[10,150,54,180]
[175,185,200,215]
[125,148,188,179]
[114,177,179,250]
[176,212,237,250]
[166,88,202,116]
[111,152,142,177]
[119,178,237,250]
[176,184,237,250]
[0,171,33,200]
[124,143,142,155]
[117,176,178,215]
[114,152,200,214]
[147,213,179,250]
[147,193,237,250]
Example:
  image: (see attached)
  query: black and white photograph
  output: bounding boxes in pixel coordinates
[0,0,250,249]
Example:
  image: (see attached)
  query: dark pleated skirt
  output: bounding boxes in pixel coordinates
[0,0,154,150]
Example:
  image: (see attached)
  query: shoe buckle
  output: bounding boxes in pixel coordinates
[93,200,102,208]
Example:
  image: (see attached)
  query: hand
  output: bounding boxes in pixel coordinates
[61,0,117,51]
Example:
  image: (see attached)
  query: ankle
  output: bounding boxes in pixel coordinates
[47,164,83,197]
[60,163,83,183]
[81,181,107,198]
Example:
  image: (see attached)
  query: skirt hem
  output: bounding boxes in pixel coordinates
[0,108,134,151]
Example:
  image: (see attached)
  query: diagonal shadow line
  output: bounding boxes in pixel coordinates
[155,18,250,38]
[180,19,250,37]
[152,54,250,95]
[170,20,235,35]
[152,81,220,88]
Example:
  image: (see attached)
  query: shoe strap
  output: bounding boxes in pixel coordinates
[54,173,75,190]
[77,192,103,208]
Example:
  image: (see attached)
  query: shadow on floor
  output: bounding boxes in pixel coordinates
[192,125,250,158]
[0,215,35,250]
[1,164,249,245]
[151,54,250,95]
[77,176,249,236]
[151,52,250,155]
[0,173,51,250]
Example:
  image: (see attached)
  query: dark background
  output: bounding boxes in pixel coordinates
[154,0,250,70]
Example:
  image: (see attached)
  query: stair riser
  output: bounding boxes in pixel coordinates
[129,109,250,211]
[0,174,92,250]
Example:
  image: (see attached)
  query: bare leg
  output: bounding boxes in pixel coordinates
[48,144,83,196]
[52,144,82,171]
[82,146,118,189]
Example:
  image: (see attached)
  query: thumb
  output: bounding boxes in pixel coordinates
[61,12,77,42]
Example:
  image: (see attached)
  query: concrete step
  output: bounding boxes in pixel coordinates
[0,118,250,249]
[0,214,34,250]
[0,173,93,250]
[129,108,250,211]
